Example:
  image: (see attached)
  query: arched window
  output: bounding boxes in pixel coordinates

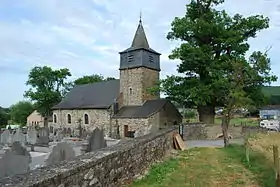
[84,114,89,124]
[53,114,57,123]
[67,114,72,124]
[129,87,132,94]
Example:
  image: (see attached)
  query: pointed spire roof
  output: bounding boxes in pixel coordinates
[130,19,150,49]
[119,17,160,55]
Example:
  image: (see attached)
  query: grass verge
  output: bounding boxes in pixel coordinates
[186,117,259,126]
[222,144,275,187]
[127,145,275,187]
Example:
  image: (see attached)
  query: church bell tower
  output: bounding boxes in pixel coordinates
[119,18,161,106]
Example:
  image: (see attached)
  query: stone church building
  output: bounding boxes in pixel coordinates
[52,19,182,138]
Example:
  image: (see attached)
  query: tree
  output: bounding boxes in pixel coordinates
[159,0,275,124]
[24,66,72,126]
[219,54,276,146]
[9,101,34,126]
[73,74,115,85]
[0,107,10,128]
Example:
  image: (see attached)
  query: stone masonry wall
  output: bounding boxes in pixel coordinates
[52,109,111,135]
[114,113,162,138]
[114,118,148,138]
[0,128,175,187]
[120,67,159,106]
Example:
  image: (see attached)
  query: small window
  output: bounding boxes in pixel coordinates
[149,55,154,63]
[128,54,134,62]
[84,114,89,124]
[31,121,34,125]
[53,114,57,123]
[67,114,72,124]
[129,87,133,94]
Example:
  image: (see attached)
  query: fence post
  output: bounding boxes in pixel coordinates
[273,145,280,187]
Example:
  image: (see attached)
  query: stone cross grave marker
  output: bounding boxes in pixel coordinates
[0,142,31,178]
[83,127,107,153]
[13,128,26,145]
[45,142,75,166]
[0,129,11,145]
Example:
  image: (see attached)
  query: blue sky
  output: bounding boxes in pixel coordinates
[0,0,280,107]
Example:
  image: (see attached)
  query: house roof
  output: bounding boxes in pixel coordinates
[112,99,182,118]
[52,79,120,110]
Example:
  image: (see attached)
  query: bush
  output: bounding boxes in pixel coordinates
[184,110,196,119]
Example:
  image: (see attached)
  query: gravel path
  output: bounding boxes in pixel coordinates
[185,139,244,149]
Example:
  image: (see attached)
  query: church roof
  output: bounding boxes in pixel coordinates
[119,20,160,55]
[52,79,120,110]
[112,99,182,118]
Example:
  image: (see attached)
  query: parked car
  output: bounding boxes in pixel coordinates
[259,120,280,131]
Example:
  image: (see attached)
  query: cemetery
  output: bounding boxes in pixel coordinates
[0,125,120,179]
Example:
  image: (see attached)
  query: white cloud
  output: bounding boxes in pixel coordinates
[0,0,280,107]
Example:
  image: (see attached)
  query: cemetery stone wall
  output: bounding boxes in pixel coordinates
[0,127,175,187]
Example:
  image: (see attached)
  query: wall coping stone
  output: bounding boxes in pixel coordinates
[0,127,175,187]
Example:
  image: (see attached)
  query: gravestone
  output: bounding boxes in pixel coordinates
[27,127,37,151]
[37,127,49,145]
[0,129,11,145]
[13,128,26,145]
[45,142,75,166]
[0,142,31,178]
[83,127,107,153]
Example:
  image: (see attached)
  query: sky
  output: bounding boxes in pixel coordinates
[0,0,280,108]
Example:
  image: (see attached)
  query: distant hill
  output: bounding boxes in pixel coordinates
[262,86,280,96]
[262,86,280,105]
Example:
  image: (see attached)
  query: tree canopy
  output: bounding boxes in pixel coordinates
[0,107,10,128]
[9,101,34,126]
[24,66,72,120]
[159,0,277,124]
[73,74,116,85]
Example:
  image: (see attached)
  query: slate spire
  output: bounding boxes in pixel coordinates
[131,16,150,49]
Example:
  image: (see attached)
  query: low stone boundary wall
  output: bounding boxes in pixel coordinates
[183,123,207,140]
[0,128,175,187]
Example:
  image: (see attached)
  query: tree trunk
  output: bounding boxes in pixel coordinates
[221,115,230,147]
[198,105,215,124]
[43,116,48,127]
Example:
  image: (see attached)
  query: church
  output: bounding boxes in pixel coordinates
[51,19,182,138]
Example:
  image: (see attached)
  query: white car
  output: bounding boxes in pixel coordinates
[260,120,280,131]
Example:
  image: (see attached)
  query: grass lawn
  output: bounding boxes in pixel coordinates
[215,117,259,126]
[127,145,274,187]
[187,117,259,126]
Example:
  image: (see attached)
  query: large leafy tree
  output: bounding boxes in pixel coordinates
[160,0,276,124]
[73,74,115,85]
[0,107,10,128]
[9,101,34,126]
[24,66,72,126]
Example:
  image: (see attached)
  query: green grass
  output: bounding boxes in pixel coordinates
[223,144,275,187]
[127,145,275,187]
[215,117,259,126]
[186,117,259,126]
